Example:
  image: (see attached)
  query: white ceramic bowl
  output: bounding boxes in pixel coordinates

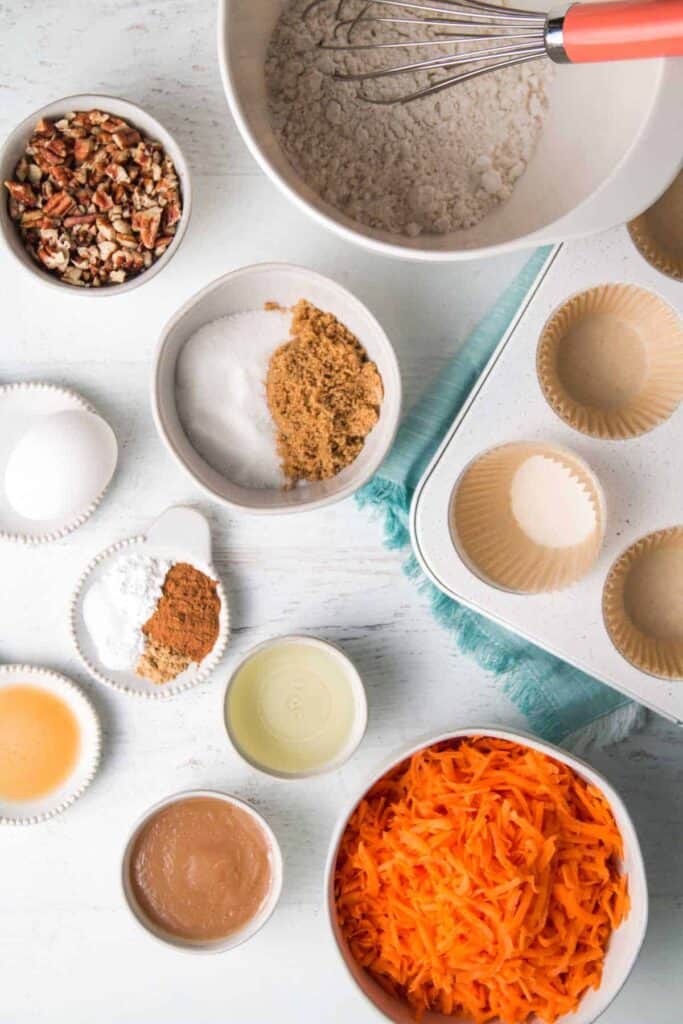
[121,788,283,952]
[325,727,648,1024]
[217,0,683,261]
[0,93,191,295]
[152,262,401,513]
[224,634,368,779]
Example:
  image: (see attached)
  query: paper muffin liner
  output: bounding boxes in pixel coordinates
[537,284,683,440]
[628,170,683,282]
[603,526,683,680]
[450,442,604,594]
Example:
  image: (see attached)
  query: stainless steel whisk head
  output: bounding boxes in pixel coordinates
[302,0,683,104]
[303,0,553,103]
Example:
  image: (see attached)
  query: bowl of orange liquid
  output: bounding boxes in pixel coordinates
[0,664,101,825]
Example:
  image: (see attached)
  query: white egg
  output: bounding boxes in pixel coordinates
[4,409,118,521]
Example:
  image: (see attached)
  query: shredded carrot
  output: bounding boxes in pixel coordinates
[335,737,629,1024]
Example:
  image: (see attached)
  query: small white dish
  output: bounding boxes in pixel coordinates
[121,788,283,952]
[325,726,648,1024]
[224,634,368,780]
[152,262,402,514]
[0,382,117,544]
[0,664,101,825]
[70,506,229,699]
[0,93,191,295]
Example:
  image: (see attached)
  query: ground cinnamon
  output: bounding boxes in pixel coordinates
[142,562,220,664]
[266,299,383,485]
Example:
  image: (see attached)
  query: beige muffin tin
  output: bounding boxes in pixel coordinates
[411,225,683,724]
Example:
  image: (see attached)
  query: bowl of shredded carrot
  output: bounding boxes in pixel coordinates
[327,730,647,1024]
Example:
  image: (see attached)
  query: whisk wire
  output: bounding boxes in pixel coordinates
[324,25,543,50]
[303,0,549,103]
[339,39,545,81]
[358,48,546,102]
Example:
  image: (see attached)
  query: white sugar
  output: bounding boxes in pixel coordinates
[175,309,291,490]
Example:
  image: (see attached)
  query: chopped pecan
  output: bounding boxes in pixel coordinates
[49,164,72,189]
[42,191,74,218]
[93,187,113,211]
[113,128,141,149]
[63,213,96,227]
[132,206,161,249]
[73,137,93,163]
[4,180,37,206]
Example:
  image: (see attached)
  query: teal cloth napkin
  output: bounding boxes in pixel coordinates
[357,248,641,747]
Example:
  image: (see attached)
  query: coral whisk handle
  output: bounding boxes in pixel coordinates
[547,0,683,62]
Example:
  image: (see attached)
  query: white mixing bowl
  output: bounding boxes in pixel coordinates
[325,727,648,1024]
[218,0,683,261]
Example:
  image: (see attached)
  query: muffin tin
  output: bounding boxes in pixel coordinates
[411,225,683,724]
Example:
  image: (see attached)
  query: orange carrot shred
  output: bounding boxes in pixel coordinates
[335,737,629,1024]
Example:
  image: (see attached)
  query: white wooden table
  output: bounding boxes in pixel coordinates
[1,4,682,1022]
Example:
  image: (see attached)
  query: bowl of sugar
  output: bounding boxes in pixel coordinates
[152,262,401,513]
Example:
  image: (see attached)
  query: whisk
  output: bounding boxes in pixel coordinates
[303,0,683,102]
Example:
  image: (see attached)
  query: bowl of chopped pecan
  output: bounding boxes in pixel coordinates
[1,94,190,293]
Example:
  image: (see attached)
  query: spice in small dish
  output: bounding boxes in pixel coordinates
[175,299,383,492]
[141,562,221,683]
[82,553,220,685]
[4,109,182,287]
[0,685,80,801]
[335,736,630,1024]
[127,795,275,944]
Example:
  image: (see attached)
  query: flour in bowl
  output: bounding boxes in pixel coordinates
[266,0,552,237]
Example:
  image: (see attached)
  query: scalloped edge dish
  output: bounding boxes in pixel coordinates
[69,507,230,699]
[0,381,117,544]
[0,664,102,825]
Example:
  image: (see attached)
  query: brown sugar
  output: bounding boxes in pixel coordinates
[142,562,220,665]
[266,299,383,485]
[136,639,192,686]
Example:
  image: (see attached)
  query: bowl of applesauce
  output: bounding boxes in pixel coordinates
[121,789,283,951]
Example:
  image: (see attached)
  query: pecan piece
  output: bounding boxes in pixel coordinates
[4,180,38,207]
[42,191,74,218]
[93,187,113,211]
[113,128,141,149]
[34,118,54,135]
[73,137,93,163]
[132,206,162,249]
[63,213,97,227]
